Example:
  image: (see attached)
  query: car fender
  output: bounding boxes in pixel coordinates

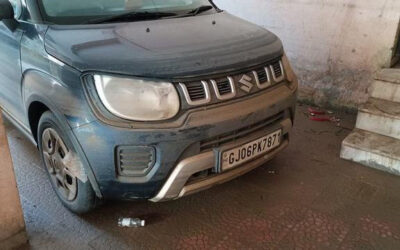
[22,69,102,198]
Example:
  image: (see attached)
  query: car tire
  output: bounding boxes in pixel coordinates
[37,111,98,214]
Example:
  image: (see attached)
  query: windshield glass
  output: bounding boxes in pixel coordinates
[38,0,214,24]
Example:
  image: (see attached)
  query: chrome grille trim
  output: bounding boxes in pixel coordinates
[211,76,236,100]
[253,67,272,89]
[179,58,285,107]
[270,61,285,83]
[180,81,211,106]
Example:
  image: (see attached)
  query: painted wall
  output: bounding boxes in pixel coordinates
[214,0,400,109]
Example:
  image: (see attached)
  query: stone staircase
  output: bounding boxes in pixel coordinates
[341,68,400,175]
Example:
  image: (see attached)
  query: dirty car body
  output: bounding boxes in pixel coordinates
[0,0,298,211]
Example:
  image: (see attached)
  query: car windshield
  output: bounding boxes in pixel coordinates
[38,0,214,24]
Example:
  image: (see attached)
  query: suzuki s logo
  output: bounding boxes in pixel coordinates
[239,74,254,93]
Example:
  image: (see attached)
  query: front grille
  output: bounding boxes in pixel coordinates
[179,58,285,107]
[180,81,210,105]
[256,67,269,83]
[200,111,285,151]
[211,77,236,100]
[271,61,284,80]
[216,78,232,95]
[116,146,156,177]
[185,82,206,101]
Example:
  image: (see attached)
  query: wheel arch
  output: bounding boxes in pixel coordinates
[22,70,103,198]
[27,101,50,143]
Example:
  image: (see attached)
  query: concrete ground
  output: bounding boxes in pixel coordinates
[5,104,400,250]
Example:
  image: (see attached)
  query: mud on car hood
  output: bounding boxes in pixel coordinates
[45,12,283,79]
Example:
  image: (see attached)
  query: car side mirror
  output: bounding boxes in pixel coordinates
[0,0,14,21]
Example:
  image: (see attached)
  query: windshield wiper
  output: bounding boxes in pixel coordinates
[186,5,213,16]
[84,11,177,24]
[171,5,214,19]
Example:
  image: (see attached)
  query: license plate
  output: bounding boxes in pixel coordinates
[220,130,282,171]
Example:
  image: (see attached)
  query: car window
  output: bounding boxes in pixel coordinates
[8,0,22,19]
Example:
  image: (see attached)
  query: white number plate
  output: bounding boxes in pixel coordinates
[221,130,282,171]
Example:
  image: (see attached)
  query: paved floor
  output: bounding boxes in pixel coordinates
[5,104,400,250]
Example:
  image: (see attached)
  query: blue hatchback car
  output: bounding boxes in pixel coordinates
[0,0,298,213]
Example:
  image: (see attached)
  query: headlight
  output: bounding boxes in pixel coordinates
[94,75,180,121]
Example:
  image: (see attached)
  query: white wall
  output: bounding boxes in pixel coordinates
[214,0,400,109]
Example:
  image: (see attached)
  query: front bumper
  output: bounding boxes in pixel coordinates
[73,80,297,200]
[151,118,291,202]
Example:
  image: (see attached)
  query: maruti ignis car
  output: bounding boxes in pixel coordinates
[0,0,298,213]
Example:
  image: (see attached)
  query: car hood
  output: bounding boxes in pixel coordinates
[45,12,283,79]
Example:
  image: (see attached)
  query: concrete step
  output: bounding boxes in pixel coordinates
[341,129,400,176]
[375,68,400,84]
[370,80,400,103]
[356,98,400,140]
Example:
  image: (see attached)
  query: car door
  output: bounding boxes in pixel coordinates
[0,0,25,123]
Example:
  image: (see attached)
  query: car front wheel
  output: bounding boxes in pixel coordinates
[38,111,98,214]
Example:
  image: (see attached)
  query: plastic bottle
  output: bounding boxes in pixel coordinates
[118,218,146,228]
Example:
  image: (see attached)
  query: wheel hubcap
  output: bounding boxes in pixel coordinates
[42,128,77,201]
